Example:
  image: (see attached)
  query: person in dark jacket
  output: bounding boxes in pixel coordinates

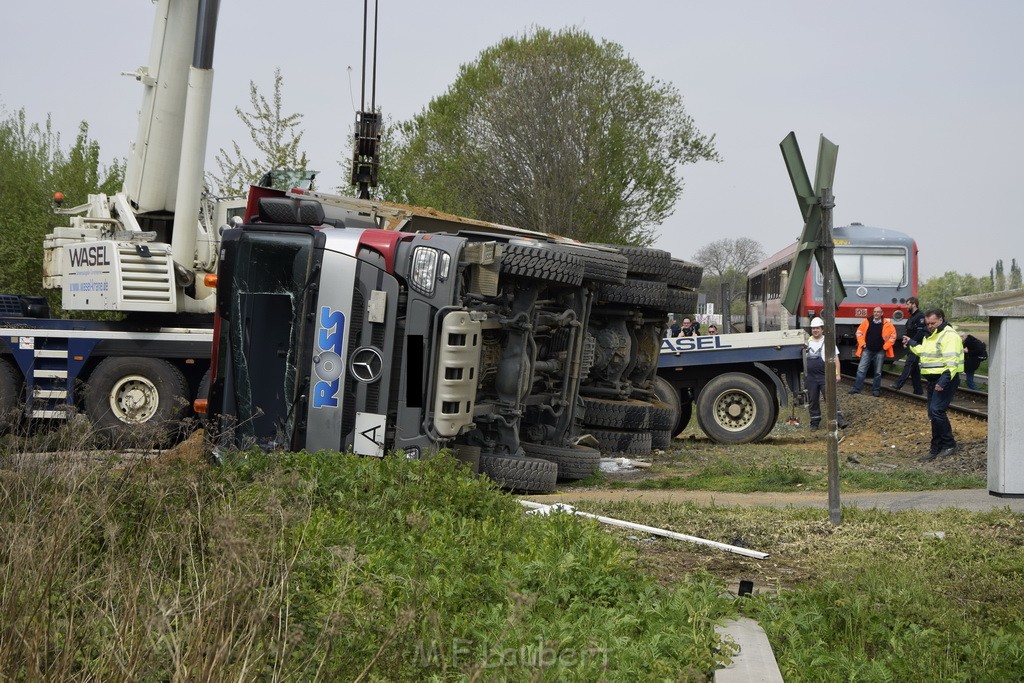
[679,317,701,337]
[960,332,988,390]
[892,297,925,394]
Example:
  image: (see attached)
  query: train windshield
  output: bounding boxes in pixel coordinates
[818,248,908,287]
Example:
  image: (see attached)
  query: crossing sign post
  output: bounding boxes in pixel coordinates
[780,132,843,525]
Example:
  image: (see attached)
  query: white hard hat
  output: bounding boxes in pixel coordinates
[810,317,825,328]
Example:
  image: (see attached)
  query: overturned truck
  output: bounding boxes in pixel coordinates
[205,185,701,493]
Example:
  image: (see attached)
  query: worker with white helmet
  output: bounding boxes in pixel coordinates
[806,317,846,431]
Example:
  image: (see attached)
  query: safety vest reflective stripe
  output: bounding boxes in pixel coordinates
[913,326,965,376]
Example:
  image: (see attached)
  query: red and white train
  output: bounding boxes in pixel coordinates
[746,222,918,362]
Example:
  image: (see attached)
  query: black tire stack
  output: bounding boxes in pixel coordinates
[581,245,675,457]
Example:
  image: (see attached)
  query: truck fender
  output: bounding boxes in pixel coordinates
[752,362,788,408]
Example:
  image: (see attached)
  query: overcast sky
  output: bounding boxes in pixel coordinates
[4,1,1021,279]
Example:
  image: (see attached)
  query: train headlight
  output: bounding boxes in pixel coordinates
[410,246,439,296]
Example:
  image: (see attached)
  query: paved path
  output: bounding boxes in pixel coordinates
[531,488,1024,513]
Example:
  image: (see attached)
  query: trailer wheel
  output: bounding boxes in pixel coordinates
[84,357,189,446]
[695,373,773,445]
[581,396,652,429]
[521,442,601,481]
[653,376,692,435]
[500,243,585,286]
[0,359,23,431]
[754,397,780,441]
[479,452,558,493]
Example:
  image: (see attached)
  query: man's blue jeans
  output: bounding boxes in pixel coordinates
[926,374,959,453]
[852,348,885,393]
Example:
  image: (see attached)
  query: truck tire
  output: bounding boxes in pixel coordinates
[84,357,189,446]
[753,397,780,441]
[479,452,558,493]
[653,376,692,435]
[501,243,585,287]
[666,288,698,315]
[0,359,22,430]
[586,427,652,456]
[521,442,601,481]
[553,244,628,284]
[676,400,693,434]
[695,373,774,445]
[595,245,672,279]
[581,396,651,429]
[667,259,703,290]
[651,429,673,450]
[648,399,676,431]
[596,278,667,308]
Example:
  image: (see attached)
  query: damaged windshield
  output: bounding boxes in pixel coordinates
[226,231,315,448]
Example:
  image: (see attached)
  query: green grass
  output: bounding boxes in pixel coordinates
[574,500,1024,682]
[583,459,986,493]
[0,449,738,680]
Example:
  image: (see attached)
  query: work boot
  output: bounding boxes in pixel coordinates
[936,445,959,459]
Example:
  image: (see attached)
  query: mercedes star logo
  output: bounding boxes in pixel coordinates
[350,346,384,383]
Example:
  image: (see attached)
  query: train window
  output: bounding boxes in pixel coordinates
[815,248,908,287]
[862,254,906,286]
[834,253,862,282]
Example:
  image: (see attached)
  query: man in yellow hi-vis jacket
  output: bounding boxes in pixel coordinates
[904,308,964,461]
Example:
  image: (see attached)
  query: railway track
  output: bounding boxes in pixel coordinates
[839,373,988,419]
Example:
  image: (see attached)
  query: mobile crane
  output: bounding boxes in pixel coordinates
[0,0,241,444]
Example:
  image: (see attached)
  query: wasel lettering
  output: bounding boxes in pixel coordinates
[68,245,110,268]
[660,336,732,353]
[312,306,345,408]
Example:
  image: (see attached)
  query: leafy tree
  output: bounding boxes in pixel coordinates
[692,238,765,314]
[211,69,310,197]
[382,28,720,245]
[1010,258,1022,290]
[0,109,122,304]
[918,271,992,317]
[994,258,1006,291]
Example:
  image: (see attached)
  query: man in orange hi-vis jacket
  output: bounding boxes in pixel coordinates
[848,306,897,397]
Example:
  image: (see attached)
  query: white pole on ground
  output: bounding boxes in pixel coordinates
[519,500,770,560]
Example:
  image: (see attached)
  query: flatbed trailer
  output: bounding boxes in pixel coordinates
[656,329,807,444]
[0,309,210,438]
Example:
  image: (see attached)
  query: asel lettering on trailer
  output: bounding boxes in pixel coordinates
[312,306,345,408]
[661,336,732,353]
[68,245,110,268]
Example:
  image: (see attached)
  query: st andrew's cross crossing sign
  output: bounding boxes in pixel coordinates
[779,132,846,313]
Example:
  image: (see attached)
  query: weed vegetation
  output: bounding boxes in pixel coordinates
[575,500,1024,681]
[0,447,739,680]
[577,460,986,493]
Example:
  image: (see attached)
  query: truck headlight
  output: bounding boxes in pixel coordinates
[411,246,439,295]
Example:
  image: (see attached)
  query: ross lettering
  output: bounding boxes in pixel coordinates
[312,306,346,408]
[313,378,340,408]
[68,245,110,268]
